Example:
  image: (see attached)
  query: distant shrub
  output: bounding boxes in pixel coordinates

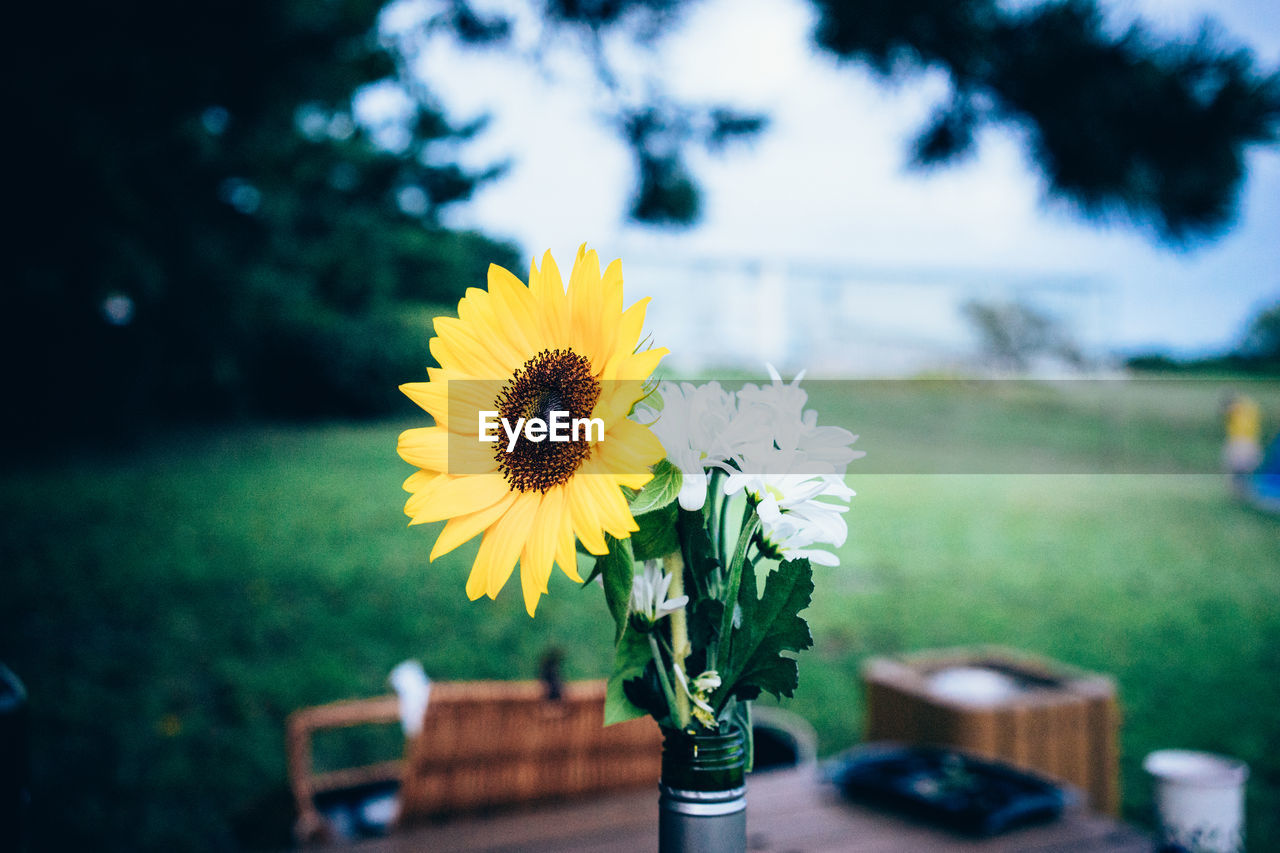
[246,304,452,419]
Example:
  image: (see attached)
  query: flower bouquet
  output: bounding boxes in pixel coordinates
[398,245,861,850]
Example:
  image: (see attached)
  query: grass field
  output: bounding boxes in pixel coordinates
[3,377,1279,851]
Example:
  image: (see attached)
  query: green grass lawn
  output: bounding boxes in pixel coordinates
[3,377,1279,851]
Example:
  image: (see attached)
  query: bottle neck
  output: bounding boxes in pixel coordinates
[660,725,747,793]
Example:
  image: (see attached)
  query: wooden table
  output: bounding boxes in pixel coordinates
[343,767,1152,852]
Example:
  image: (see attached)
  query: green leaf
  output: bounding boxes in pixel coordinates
[686,597,724,663]
[717,558,814,704]
[716,512,761,666]
[593,535,635,641]
[629,458,682,516]
[604,625,654,725]
[677,506,720,601]
[629,502,680,562]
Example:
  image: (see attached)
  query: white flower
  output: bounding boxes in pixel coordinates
[750,474,854,565]
[641,368,862,566]
[731,365,862,471]
[689,669,721,693]
[726,463,855,566]
[674,664,720,729]
[722,368,862,566]
[629,560,689,629]
[640,381,738,511]
[733,365,809,448]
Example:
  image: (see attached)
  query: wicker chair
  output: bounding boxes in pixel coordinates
[286,679,663,844]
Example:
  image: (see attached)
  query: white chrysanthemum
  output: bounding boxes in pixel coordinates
[751,474,855,566]
[642,368,860,564]
[724,453,855,566]
[630,560,689,627]
[641,381,738,511]
[732,365,862,471]
[722,368,861,566]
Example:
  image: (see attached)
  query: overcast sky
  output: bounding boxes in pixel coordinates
[370,0,1280,362]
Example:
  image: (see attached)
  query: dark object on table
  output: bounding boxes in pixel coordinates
[828,743,1070,837]
[750,706,818,773]
[314,779,400,840]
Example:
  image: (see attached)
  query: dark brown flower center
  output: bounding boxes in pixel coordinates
[495,348,601,492]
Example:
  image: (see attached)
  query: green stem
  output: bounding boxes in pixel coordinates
[716,511,762,667]
[721,484,748,569]
[648,634,681,725]
[706,469,723,560]
[663,551,691,728]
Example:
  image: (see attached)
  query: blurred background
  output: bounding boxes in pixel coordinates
[3,0,1279,850]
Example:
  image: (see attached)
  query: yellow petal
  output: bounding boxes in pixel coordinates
[533,251,570,343]
[566,476,609,555]
[487,263,541,355]
[528,264,567,345]
[455,290,514,367]
[568,245,603,368]
[409,474,511,524]
[440,378,506,438]
[435,315,522,380]
[400,381,448,425]
[520,488,565,616]
[465,278,527,362]
[431,492,519,560]
[536,484,582,582]
[436,303,505,378]
[614,347,669,383]
[554,514,583,583]
[593,258,624,368]
[470,492,539,601]
[403,472,449,524]
[397,427,449,472]
[611,297,650,361]
[580,467,639,538]
[597,418,666,476]
[612,470,655,491]
[403,469,440,494]
[526,487,564,588]
[591,377,650,426]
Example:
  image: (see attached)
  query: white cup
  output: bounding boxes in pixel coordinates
[1144,749,1248,853]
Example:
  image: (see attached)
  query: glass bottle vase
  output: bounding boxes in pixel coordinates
[658,724,747,853]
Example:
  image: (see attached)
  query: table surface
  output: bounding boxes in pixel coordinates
[341,766,1152,853]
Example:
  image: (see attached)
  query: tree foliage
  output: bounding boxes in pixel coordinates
[1126,299,1280,374]
[1239,300,1280,367]
[510,0,1280,237]
[8,0,517,445]
[8,0,1278,448]
[810,0,1280,242]
[962,299,1084,371]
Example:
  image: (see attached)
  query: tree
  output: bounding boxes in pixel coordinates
[962,299,1084,371]
[7,0,518,445]
[809,0,1280,242]
[421,0,1279,237]
[1239,300,1280,367]
[8,0,1278,448]
[378,0,770,227]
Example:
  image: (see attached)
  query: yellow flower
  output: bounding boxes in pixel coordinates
[398,245,668,616]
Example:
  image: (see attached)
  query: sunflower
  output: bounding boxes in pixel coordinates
[397,245,668,616]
